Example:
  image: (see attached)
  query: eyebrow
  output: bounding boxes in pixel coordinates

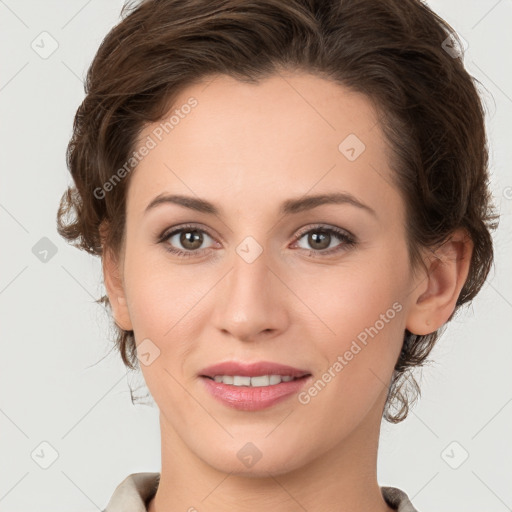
[144,192,377,218]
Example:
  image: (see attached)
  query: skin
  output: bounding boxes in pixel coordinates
[102,71,473,512]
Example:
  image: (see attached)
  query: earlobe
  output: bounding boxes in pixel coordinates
[100,224,133,332]
[406,229,473,336]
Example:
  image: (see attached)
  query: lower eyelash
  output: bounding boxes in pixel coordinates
[165,247,201,258]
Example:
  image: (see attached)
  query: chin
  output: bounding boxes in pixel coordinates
[208,455,305,478]
[195,437,311,477]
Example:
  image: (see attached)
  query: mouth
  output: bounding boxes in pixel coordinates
[198,361,312,411]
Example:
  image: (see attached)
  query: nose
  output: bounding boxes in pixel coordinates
[211,246,290,343]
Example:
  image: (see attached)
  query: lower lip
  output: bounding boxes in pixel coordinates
[200,376,311,411]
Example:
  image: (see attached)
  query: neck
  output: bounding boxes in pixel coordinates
[148,397,393,512]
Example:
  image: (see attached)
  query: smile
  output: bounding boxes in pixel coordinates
[206,374,300,386]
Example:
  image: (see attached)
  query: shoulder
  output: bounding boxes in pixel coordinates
[381,486,420,512]
[103,472,160,512]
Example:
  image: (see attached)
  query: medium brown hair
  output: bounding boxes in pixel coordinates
[57,0,499,422]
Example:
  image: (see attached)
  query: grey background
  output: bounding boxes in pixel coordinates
[0,0,511,510]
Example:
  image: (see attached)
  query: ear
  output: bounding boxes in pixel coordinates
[100,221,133,331]
[406,228,474,336]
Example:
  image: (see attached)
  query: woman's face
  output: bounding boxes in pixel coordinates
[109,71,427,475]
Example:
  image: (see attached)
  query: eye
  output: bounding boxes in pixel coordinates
[157,223,356,259]
[158,224,217,258]
[291,225,356,257]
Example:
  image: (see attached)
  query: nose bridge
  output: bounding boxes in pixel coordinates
[232,239,271,300]
[213,237,287,340]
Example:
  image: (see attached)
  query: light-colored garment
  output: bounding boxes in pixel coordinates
[103,472,420,511]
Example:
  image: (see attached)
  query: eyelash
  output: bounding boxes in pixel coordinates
[157,223,357,259]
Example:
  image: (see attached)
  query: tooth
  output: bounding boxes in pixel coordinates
[210,374,299,386]
[269,375,282,385]
[233,376,251,386]
[250,375,271,387]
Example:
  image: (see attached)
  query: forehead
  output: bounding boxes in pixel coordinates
[128,72,399,220]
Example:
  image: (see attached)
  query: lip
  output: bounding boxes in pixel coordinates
[199,361,311,379]
[201,376,312,411]
[198,360,312,411]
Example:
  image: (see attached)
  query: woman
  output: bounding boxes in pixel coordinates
[57,0,498,510]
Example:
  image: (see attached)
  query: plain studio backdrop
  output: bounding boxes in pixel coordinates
[0,1,511,510]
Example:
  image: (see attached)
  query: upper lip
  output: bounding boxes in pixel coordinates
[199,361,311,379]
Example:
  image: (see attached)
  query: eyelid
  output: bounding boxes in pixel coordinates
[292,223,354,241]
[158,223,218,243]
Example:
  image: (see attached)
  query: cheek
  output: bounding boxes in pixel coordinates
[123,253,201,410]
[121,244,211,385]
[297,259,406,347]
[292,254,408,404]
[122,240,193,336]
